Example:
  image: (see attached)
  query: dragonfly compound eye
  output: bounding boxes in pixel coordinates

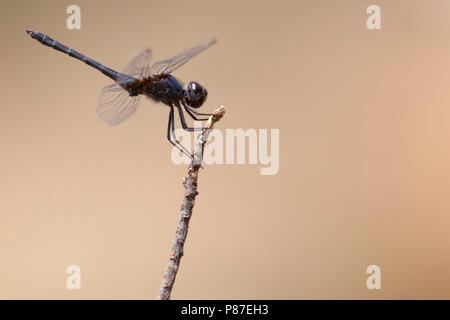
[186,82,207,108]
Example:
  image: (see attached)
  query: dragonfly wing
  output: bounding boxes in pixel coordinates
[117,48,152,85]
[150,39,217,75]
[97,83,140,125]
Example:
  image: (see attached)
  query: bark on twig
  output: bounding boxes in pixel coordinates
[157,106,226,300]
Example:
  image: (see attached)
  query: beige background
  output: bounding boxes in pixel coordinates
[1,0,450,299]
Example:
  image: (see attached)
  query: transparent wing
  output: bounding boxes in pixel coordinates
[150,39,217,75]
[97,49,150,125]
[117,48,152,85]
[97,83,140,125]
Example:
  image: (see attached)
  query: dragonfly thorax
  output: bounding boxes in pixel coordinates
[141,74,184,106]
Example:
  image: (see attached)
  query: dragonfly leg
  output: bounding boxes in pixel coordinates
[184,106,209,121]
[184,105,213,120]
[176,106,204,131]
[167,107,193,159]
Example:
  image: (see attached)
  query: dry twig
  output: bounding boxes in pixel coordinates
[157,106,226,300]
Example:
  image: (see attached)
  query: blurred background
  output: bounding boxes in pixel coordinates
[1,0,450,299]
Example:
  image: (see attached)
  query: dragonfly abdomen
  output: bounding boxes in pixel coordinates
[26,30,122,82]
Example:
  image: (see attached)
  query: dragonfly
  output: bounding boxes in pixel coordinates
[26,30,217,158]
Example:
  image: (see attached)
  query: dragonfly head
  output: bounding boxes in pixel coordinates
[184,82,207,108]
